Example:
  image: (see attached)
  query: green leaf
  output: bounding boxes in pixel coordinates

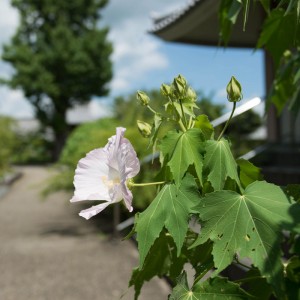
[160,129,205,185]
[237,159,263,188]
[194,114,214,139]
[228,0,242,24]
[136,175,200,267]
[129,232,185,300]
[257,9,298,65]
[242,268,273,300]
[149,113,163,155]
[192,181,299,297]
[259,0,270,13]
[169,272,249,299]
[285,184,300,203]
[203,139,241,191]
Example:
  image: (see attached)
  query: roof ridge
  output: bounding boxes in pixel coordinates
[149,0,201,33]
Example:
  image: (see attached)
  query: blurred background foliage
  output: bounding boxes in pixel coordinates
[0,116,18,177]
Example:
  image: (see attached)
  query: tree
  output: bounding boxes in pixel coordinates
[1,0,113,159]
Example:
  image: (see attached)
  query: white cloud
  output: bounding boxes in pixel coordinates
[102,0,184,95]
[0,0,19,45]
[0,87,34,118]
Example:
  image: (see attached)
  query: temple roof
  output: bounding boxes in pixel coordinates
[150,0,266,48]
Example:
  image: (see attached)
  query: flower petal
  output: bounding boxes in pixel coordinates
[118,140,140,179]
[78,202,111,220]
[120,180,133,212]
[71,148,111,202]
[105,127,125,170]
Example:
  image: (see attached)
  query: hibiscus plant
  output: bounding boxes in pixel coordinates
[71,75,300,299]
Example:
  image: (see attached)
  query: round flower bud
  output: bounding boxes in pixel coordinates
[137,91,150,106]
[186,87,197,102]
[137,120,152,137]
[226,76,242,102]
[160,83,171,97]
[173,74,187,96]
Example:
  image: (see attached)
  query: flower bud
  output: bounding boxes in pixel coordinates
[186,87,197,102]
[226,76,242,102]
[173,74,187,96]
[160,83,171,97]
[137,120,152,137]
[137,91,150,106]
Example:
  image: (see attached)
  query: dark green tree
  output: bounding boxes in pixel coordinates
[1,0,113,159]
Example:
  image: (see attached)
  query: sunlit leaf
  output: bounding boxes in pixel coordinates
[136,175,200,267]
[160,129,205,185]
[194,114,214,140]
[237,158,263,188]
[169,272,249,300]
[192,181,300,297]
[203,139,241,191]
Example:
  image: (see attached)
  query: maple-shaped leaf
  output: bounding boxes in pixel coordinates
[194,114,214,140]
[192,180,300,297]
[169,272,249,300]
[203,139,241,191]
[160,129,205,185]
[136,175,200,267]
[237,158,263,188]
[129,232,185,300]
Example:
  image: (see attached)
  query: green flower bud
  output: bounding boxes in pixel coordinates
[186,87,197,102]
[173,74,187,96]
[226,76,242,102]
[137,120,152,137]
[137,91,150,106]
[160,83,171,97]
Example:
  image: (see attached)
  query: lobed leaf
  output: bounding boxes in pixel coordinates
[160,129,205,185]
[136,175,200,267]
[194,114,214,140]
[129,232,185,300]
[203,139,241,191]
[237,158,263,188]
[169,272,249,300]
[192,180,300,297]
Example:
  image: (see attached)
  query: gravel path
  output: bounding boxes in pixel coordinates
[0,166,170,300]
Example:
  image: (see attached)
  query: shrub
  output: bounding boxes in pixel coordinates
[0,116,18,177]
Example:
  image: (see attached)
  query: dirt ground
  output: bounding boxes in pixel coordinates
[0,166,170,300]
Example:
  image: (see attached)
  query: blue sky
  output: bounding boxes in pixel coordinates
[0,0,265,118]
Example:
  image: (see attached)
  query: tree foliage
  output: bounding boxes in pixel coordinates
[1,0,113,159]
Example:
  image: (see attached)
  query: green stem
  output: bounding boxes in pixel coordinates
[178,119,187,132]
[193,261,214,285]
[233,276,267,284]
[188,116,193,129]
[217,101,236,141]
[146,105,157,115]
[132,181,165,187]
[234,259,251,270]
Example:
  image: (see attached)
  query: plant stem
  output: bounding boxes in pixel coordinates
[233,276,267,284]
[217,101,236,141]
[234,258,251,270]
[193,261,214,285]
[178,119,187,132]
[147,105,157,115]
[132,181,165,187]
